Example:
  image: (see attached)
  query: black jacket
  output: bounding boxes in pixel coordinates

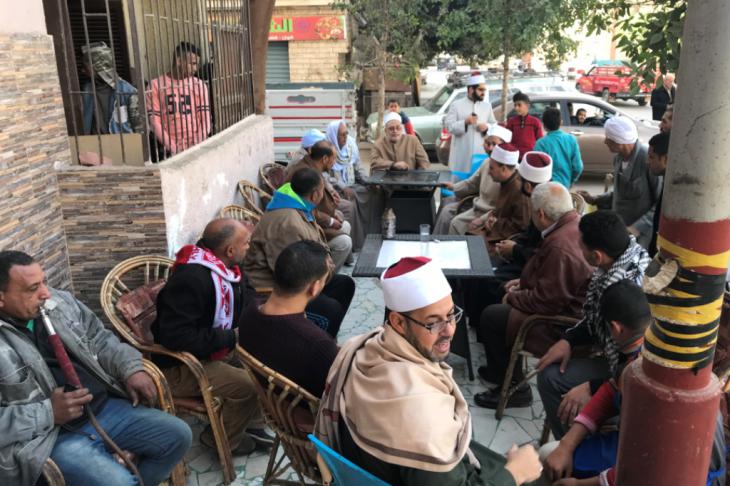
[510,220,542,268]
[152,263,258,368]
[650,85,675,120]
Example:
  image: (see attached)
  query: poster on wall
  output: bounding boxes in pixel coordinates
[269,16,347,41]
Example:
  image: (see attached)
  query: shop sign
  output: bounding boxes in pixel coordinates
[269,16,347,41]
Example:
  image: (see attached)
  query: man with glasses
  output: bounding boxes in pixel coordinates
[315,257,543,486]
[444,71,497,175]
[371,111,430,171]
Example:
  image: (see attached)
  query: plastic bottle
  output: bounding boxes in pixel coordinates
[382,208,396,239]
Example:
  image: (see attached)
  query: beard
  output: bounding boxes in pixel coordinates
[403,323,451,362]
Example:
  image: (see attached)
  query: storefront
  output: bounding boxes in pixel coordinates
[266,0,351,83]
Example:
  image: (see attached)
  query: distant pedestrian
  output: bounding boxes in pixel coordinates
[444,71,497,174]
[650,73,675,121]
[534,107,583,188]
[505,92,543,157]
[387,99,414,135]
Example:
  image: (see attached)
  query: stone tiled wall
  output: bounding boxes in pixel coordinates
[0,32,72,290]
[55,167,168,313]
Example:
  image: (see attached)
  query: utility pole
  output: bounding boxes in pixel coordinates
[616,1,730,484]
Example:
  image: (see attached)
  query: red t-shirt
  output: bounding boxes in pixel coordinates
[506,114,543,157]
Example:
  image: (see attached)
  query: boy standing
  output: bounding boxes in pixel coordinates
[505,92,543,157]
[387,99,415,135]
[534,107,583,189]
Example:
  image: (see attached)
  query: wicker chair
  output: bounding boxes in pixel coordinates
[238,180,272,216]
[220,204,261,225]
[570,192,586,215]
[260,163,287,196]
[100,256,235,484]
[42,459,65,486]
[236,345,323,485]
[495,314,579,421]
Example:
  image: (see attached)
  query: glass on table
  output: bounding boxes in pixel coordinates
[419,224,431,242]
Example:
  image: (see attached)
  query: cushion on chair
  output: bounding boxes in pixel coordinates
[115,280,166,345]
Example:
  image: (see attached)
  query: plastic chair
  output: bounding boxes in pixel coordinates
[441,153,487,198]
[308,434,390,486]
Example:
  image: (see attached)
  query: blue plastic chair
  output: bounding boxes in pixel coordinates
[440,154,487,198]
[308,434,390,486]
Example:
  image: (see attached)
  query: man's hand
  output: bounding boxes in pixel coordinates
[558,382,592,426]
[495,240,517,259]
[545,444,574,481]
[627,225,640,237]
[51,387,93,425]
[537,339,572,372]
[467,216,485,233]
[576,190,596,205]
[477,121,488,133]
[442,181,455,191]
[504,279,521,293]
[331,189,341,206]
[391,161,410,171]
[342,187,356,200]
[484,212,498,231]
[125,371,157,407]
[330,218,343,230]
[465,114,478,126]
[504,444,542,485]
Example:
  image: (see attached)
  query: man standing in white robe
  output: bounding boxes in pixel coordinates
[444,72,497,175]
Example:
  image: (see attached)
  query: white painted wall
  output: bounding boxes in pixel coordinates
[158,115,274,254]
[0,0,46,34]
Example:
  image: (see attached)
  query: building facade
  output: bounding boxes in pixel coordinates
[266,0,351,83]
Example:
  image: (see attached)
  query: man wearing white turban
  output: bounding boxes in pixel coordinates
[578,116,660,247]
[314,257,543,486]
[444,72,497,174]
[371,111,431,171]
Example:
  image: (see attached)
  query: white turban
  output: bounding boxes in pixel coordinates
[467,72,486,86]
[487,125,513,143]
[383,111,402,126]
[490,144,520,166]
[605,116,638,144]
[381,257,452,313]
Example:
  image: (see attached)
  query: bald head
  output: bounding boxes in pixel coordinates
[201,218,251,268]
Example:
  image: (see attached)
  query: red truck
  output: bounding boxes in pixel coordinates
[576,64,651,106]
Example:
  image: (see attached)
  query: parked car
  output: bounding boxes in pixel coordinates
[437,92,658,175]
[576,62,651,106]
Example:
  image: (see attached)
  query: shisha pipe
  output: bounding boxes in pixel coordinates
[39,305,144,485]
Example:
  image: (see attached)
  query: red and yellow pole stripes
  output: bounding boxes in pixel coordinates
[643,219,730,372]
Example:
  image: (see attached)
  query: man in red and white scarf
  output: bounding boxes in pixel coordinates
[154,219,272,456]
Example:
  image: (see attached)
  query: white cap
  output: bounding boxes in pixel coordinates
[381,257,452,313]
[383,111,402,126]
[467,72,486,86]
[487,125,513,143]
[518,151,553,184]
[605,116,638,144]
[490,143,520,166]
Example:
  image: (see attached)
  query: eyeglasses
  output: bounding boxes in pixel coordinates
[401,305,463,334]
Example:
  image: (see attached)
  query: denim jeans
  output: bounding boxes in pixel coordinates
[50,398,192,486]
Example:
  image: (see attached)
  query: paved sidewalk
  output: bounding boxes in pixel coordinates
[183,267,547,485]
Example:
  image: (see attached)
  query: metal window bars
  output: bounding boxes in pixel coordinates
[48,0,254,166]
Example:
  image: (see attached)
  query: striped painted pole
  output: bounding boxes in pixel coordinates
[615,1,730,484]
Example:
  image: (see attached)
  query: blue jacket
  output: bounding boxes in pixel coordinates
[534,130,583,188]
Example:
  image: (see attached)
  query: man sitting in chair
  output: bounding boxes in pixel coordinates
[315,256,543,486]
[371,112,431,171]
[239,240,337,398]
[473,183,593,410]
[0,251,191,485]
[154,218,271,456]
[245,168,355,338]
[536,210,650,439]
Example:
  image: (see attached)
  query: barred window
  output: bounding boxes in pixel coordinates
[43,0,254,166]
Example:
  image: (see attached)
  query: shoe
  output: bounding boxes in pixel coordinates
[247,427,276,448]
[199,426,257,456]
[477,366,501,387]
[473,384,532,409]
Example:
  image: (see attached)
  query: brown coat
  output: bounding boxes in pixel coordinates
[285,156,343,239]
[505,211,593,317]
[243,207,327,289]
[485,171,531,242]
[371,134,430,171]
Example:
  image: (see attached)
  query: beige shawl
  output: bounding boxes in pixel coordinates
[314,325,472,472]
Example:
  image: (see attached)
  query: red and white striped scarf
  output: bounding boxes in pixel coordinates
[174,245,241,359]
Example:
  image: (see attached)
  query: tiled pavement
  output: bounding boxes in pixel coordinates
[183,266,547,485]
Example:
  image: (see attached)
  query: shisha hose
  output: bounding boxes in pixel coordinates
[39,306,144,485]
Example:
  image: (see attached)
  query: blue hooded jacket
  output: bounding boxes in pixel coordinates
[266,183,317,222]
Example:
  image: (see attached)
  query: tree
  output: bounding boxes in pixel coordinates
[584,1,686,87]
[336,0,442,138]
[437,0,593,119]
